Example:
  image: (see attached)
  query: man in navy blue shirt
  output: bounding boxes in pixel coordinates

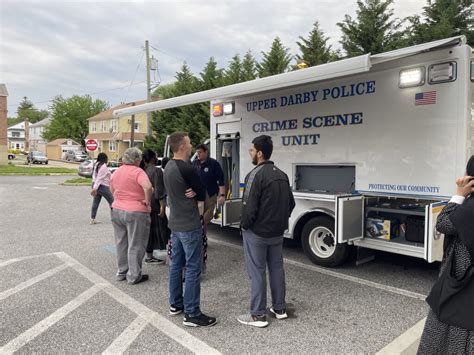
[192,144,225,232]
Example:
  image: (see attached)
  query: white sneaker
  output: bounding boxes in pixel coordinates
[89,219,101,225]
[269,307,288,320]
[237,314,269,328]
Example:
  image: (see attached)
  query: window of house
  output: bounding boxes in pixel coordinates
[109,140,117,151]
[111,119,117,132]
[134,122,139,132]
[100,121,107,132]
[12,131,20,138]
[91,122,96,132]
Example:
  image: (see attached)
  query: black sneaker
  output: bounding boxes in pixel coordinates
[169,304,184,315]
[183,313,217,327]
[145,257,165,264]
[269,307,288,320]
[129,274,149,285]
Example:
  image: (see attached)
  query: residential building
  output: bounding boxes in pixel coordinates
[0,84,7,165]
[86,100,148,161]
[7,121,25,151]
[46,138,83,160]
[29,116,51,153]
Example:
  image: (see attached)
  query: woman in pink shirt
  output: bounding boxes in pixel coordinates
[110,147,153,285]
[90,153,114,224]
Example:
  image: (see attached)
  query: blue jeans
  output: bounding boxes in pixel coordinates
[169,228,203,317]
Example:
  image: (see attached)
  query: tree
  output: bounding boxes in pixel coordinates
[337,0,405,57]
[241,50,258,81]
[16,97,49,124]
[407,0,473,46]
[200,57,224,90]
[43,95,109,145]
[223,54,243,85]
[257,37,293,77]
[296,22,338,66]
[147,64,209,156]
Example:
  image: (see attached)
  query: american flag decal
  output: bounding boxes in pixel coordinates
[415,91,437,105]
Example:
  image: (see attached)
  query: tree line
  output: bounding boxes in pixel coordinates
[146,0,473,155]
[10,0,472,153]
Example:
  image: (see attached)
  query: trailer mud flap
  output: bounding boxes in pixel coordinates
[336,195,364,243]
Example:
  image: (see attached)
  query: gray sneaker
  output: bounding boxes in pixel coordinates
[237,313,269,328]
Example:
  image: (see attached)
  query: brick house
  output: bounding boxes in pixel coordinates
[0,84,7,165]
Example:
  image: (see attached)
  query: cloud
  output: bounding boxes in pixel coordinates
[0,0,425,116]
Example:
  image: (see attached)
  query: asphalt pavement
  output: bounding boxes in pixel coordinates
[0,175,439,354]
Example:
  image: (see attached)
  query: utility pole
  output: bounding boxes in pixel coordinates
[145,40,152,136]
[130,102,135,148]
[24,117,29,152]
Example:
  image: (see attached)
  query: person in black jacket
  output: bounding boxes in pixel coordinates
[237,135,295,328]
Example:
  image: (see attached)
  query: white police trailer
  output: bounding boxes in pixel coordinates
[114,36,474,267]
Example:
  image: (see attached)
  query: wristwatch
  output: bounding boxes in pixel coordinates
[219,194,225,197]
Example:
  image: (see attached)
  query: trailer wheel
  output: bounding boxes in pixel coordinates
[301,216,349,267]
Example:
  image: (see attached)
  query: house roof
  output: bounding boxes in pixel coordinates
[115,132,146,142]
[84,132,146,142]
[47,138,81,146]
[85,133,115,140]
[0,84,8,97]
[88,100,147,121]
[29,116,51,128]
[7,122,25,130]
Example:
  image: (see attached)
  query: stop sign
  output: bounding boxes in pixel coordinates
[85,139,98,151]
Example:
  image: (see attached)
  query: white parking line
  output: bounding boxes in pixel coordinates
[376,317,426,355]
[0,252,59,268]
[0,284,104,355]
[54,252,221,355]
[0,263,70,301]
[208,238,427,301]
[102,316,149,355]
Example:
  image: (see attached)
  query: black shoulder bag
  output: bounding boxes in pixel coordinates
[426,198,474,331]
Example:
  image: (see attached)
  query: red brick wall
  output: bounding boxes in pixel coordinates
[0,96,7,146]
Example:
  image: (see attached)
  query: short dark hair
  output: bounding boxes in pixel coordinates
[196,143,209,152]
[161,157,170,169]
[169,132,188,153]
[142,148,157,164]
[252,135,273,160]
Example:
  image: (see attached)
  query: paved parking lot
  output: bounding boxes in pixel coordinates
[0,175,439,354]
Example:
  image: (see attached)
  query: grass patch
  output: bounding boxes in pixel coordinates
[62,177,92,186]
[0,165,77,175]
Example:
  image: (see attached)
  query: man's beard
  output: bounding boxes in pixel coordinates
[252,156,258,165]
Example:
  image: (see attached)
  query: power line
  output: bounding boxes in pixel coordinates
[149,43,186,63]
[122,50,145,103]
[7,81,146,109]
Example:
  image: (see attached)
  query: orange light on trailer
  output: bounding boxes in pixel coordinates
[212,104,223,116]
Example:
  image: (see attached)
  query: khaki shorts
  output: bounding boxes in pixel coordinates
[203,193,217,225]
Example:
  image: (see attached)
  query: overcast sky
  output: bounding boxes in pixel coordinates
[0,0,426,117]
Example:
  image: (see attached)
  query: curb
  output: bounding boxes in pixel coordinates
[0,173,77,176]
[376,317,426,355]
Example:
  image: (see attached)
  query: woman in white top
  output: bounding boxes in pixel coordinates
[90,152,114,224]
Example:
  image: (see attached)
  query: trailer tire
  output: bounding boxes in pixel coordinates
[301,216,349,267]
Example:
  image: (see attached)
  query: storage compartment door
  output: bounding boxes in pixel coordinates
[336,195,364,243]
[426,201,448,262]
[221,198,242,227]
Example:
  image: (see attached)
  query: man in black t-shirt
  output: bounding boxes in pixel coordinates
[163,132,217,328]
